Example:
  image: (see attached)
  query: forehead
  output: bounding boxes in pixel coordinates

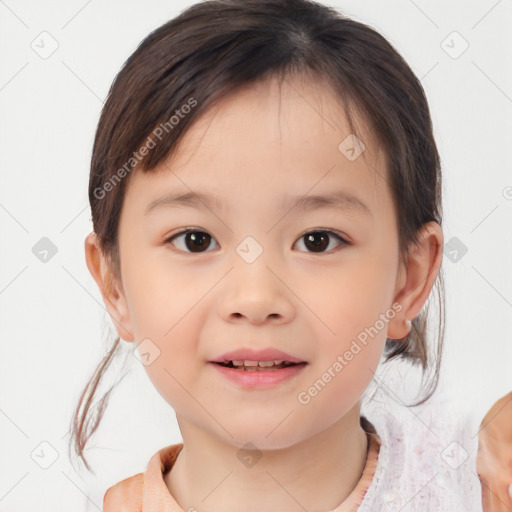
[127,75,391,217]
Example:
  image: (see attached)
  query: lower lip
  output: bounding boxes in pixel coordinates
[209,362,307,389]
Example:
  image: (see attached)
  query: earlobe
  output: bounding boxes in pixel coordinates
[388,221,444,340]
[84,232,135,342]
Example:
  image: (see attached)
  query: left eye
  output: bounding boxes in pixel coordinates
[164,229,349,254]
[294,230,349,253]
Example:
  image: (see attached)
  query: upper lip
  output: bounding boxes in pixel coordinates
[209,348,306,364]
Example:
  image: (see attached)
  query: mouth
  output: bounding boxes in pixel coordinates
[209,356,308,388]
[212,360,307,371]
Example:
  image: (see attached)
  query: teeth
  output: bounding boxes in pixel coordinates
[258,360,280,367]
[231,360,286,367]
[216,359,303,371]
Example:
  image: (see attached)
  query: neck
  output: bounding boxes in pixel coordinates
[165,404,369,512]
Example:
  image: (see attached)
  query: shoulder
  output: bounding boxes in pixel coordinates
[103,472,144,512]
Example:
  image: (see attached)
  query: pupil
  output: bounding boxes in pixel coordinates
[305,232,328,252]
[186,232,210,252]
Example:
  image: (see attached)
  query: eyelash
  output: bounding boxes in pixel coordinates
[163,228,350,254]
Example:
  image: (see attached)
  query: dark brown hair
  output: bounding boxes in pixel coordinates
[69,0,445,473]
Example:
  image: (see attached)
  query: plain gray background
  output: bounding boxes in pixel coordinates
[1,0,511,509]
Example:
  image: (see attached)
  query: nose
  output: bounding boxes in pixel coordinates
[217,261,296,325]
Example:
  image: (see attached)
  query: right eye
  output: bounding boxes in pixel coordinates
[164,229,220,253]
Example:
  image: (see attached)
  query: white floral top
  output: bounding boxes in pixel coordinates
[358,381,483,511]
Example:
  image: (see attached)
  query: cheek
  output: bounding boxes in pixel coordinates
[123,248,207,337]
[135,315,205,416]
[295,341,383,434]
[303,256,393,393]
[122,250,208,392]
[307,259,395,338]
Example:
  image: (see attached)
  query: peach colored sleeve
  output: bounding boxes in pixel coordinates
[103,473,144,512]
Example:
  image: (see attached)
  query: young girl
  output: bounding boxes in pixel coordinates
[71,0,486,509]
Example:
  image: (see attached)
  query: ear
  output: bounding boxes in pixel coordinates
[84,232,135,342]
[387,221,444,340]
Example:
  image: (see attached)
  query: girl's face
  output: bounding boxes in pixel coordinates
[111,76,413,448]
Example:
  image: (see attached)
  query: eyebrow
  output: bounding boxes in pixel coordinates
[144,189,371,217]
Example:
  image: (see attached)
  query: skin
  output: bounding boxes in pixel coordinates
[85,74,443,512]
[477,391,512,512]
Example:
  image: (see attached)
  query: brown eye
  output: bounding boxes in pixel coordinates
[295,230,348,253]
[166,230,219,253]
[165,229,348,254]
